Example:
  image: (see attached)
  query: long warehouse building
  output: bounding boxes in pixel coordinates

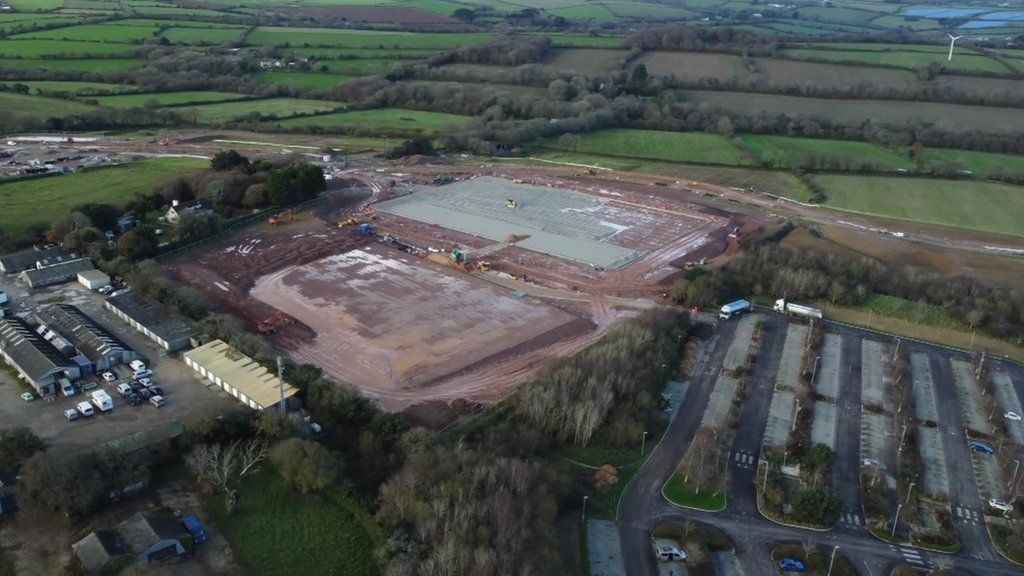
[183,339,298,411]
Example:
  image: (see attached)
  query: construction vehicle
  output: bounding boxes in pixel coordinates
[434,175,455,185]
[268,209,294,225]
[258,311,294,335]
[475,261,491,271]
[506,198,518,209]
[512,178,524,184]
[358,223,373,235]
[450,249,467,263]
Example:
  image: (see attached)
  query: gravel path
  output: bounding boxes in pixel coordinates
[910,353,939,423]
[814,333,842,400]
[764,388,795,448]
[917,425,950,495]
[950,359,991,435]
[588,519,626,576]
[722,314,758,373]
[992,371,1024,444]
[811,401,837,450]
[775,324,808,389]
[860,340,890,410]
[711,550,746,576]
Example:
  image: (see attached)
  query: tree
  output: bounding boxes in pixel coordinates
[19,448,104,517]
[210,150,249,171]
[791,486,842,526]
[270,438,340,494]
[176,212,216,243]
[185,440,268,514]
[0,427,44,477]
[45,211,92,244]
[116,230,156,260]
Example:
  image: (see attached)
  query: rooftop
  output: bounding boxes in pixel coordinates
[0,246,71,274]
[78,269,110,283]
[0,316,75,383]
[105,291,194,344]
[20,258,94,287]
[36,303,132,364]
[184,339,297,409]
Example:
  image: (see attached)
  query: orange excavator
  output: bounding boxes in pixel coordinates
[257,311,294,335]
[268,209,294,225]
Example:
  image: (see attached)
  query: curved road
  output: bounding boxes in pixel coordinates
[617,315,1024,576]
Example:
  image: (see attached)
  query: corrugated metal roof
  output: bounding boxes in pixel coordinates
[20,258,94,288]
[184,340,297,409]
[36,304,133,364]
[105,291,193,345]
[0,316,75,383]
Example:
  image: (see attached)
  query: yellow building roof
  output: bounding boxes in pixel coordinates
[184,339,297,409]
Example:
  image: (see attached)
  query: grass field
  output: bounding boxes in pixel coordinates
[0,58,145,71]
[95,91,252,107]
[0,39,139,57]
[807,174,1024,238]
[859,293,963,330]
[209,471,380,576]
[663,473,727,511]
[178,98,344,123]
[245,27,493,49]
[253,71,355,88]
[0,91,98,120]
[160,26,248,44]
[4,0,63,10]
[917,148,1024,179]
[0,157,206,237]
[534,32,624,47]
[737,134,915,170]
[311,58,402,74]
[544,47,628,74]
[547,128,752,166]
[0,14,82,33]
[270,107,472,133]
[15,80,135,94]
[602,2,696,19]
[545,4,617,20]
[680,90,1024,133]
[15,23,160,42]
[779,47,1008,75]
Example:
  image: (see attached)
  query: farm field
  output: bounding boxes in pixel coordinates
[159,26,247,44]
[244,27,493,49]
[14,80,136,94]
[270,108,473,133]
[176,98,344,123]
[737,134,915,170]
[778,48,1008,75]
[917,148,1024,178]
[544,47,629,74]
[210,471,380,576]
[14,23,160,42]
[533,32,624,47]
[94,90,253,107]
[0,39,139,57]
[253,72,355,89]
[635,51,749,81]
[807,174,1024,238]
[0,58,145,71]
[0,91,98,120]
[0,157,206,238]
[680,90,1024,133]
[311,58,402,74]
[546,128,751,166]
[0,14,83,33]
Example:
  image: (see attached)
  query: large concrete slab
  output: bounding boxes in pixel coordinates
[588,519,626,576]
[764,388,795,448]
[376,176,709,269]
[722,314,758,373]
[814,333,842,400]
[917,425,949,495]
[992,371,1024,444]
[860,340,890,410]
[775,324,808,389]
[860,411,891,464]
[811,401,837,450]
[950,359,991,435]
[702,375,739,429]
[910,353,939,423]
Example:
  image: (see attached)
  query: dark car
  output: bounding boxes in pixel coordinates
[147,385,164,396]
[137,387,153,400]
[125,392,143,406]
[970,441,996,455]
[183,515,208,544]
[778,558,805,572]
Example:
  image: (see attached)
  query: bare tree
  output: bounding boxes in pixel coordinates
[185,440,268,514]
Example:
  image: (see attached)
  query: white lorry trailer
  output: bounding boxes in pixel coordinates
[773,299,823,320]
[91,390,113,412]
[719,299,752,320]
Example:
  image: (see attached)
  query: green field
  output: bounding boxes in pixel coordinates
[859,293,964,330]
[209,471,379,576]
[95,91,253,107]
[271,107,472,133]
[178,98,344,123]
[534,33,624,47]
[0,14,83,33]
[279,47,436,59]
[4,0,63,10]
[779,47,1008,75]
[546,128,751,166]
[918,147,1024,179]
[0,91,98,120]
[602,2,695,19]
[15,23,160,42]
[0,157,206,237]
[737,134,915,170]
[0,39,139,57]
[160,26,248,44]
[545,4,618,20]
[253,72,355,89]
[0,58,146,71]
[245,27,493,49]
[807,174,1024,238]
[16,80,136,94]
[311,58,402,74]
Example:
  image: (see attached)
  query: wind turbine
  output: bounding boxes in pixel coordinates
[947,33,963,61]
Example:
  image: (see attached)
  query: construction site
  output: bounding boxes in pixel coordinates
[166,159,753,418]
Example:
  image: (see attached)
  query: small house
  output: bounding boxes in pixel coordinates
[165,199,213,224]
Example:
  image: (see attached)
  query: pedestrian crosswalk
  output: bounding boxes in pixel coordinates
[955,505,981,525]
[731,450,756,470]
[838,511,862,527]
[893,545,931,570]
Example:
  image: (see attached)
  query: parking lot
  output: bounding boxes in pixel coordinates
[0,277,241,448]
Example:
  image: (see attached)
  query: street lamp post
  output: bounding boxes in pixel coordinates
[891,503,902,539]
[827,545,840,576]
[792,399,802,432]
[811,355,821,385]
[906,480,916,505]
[1011,459,1022,492]
[898,424,908,453]
[641,431,649,456]
[582,495,589,521]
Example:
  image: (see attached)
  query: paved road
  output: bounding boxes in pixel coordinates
[617,314,1024,576]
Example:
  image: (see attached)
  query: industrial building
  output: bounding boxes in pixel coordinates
[183,339,298,411]
[78,270,111,291]
[0,315,79,396]
[36,303,136,374]
[0,246,72,275]
[105,291,193,352]
[20,258,95,289]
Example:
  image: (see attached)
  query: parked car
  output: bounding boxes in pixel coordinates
[20,392,34,402]
[133,369,153,380]
[101,372,116,383]
[183,515,207,544]
[116,383,134,396]
[126,392,143,406]
[989,498,1014,513]
[137,387,153,400]
[656,546,687,561]
[778,558,805,572]
[76,402,94,417]
[60,380,76,397]
[150,395,165,408]
[80,380,98,392]
[970,441,996,455]
[138,377,153,387]
[129,360,146,372]
[98,285,114,294]
[64,409,79,421]
[1005,412,1022,422]
[147,385,164,396]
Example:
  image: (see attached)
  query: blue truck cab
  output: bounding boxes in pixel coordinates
[183,515,208,544]
[719,299,752,321]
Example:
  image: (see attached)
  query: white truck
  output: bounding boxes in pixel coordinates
[773,299,823,320]
[719,299,752,320]
[90,390,113,412]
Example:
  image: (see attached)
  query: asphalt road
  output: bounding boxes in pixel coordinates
[617,313,1024,576]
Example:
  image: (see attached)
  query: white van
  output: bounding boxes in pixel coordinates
[60,379,76,397]
[129,360,146,372]
[76,402,95,417]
